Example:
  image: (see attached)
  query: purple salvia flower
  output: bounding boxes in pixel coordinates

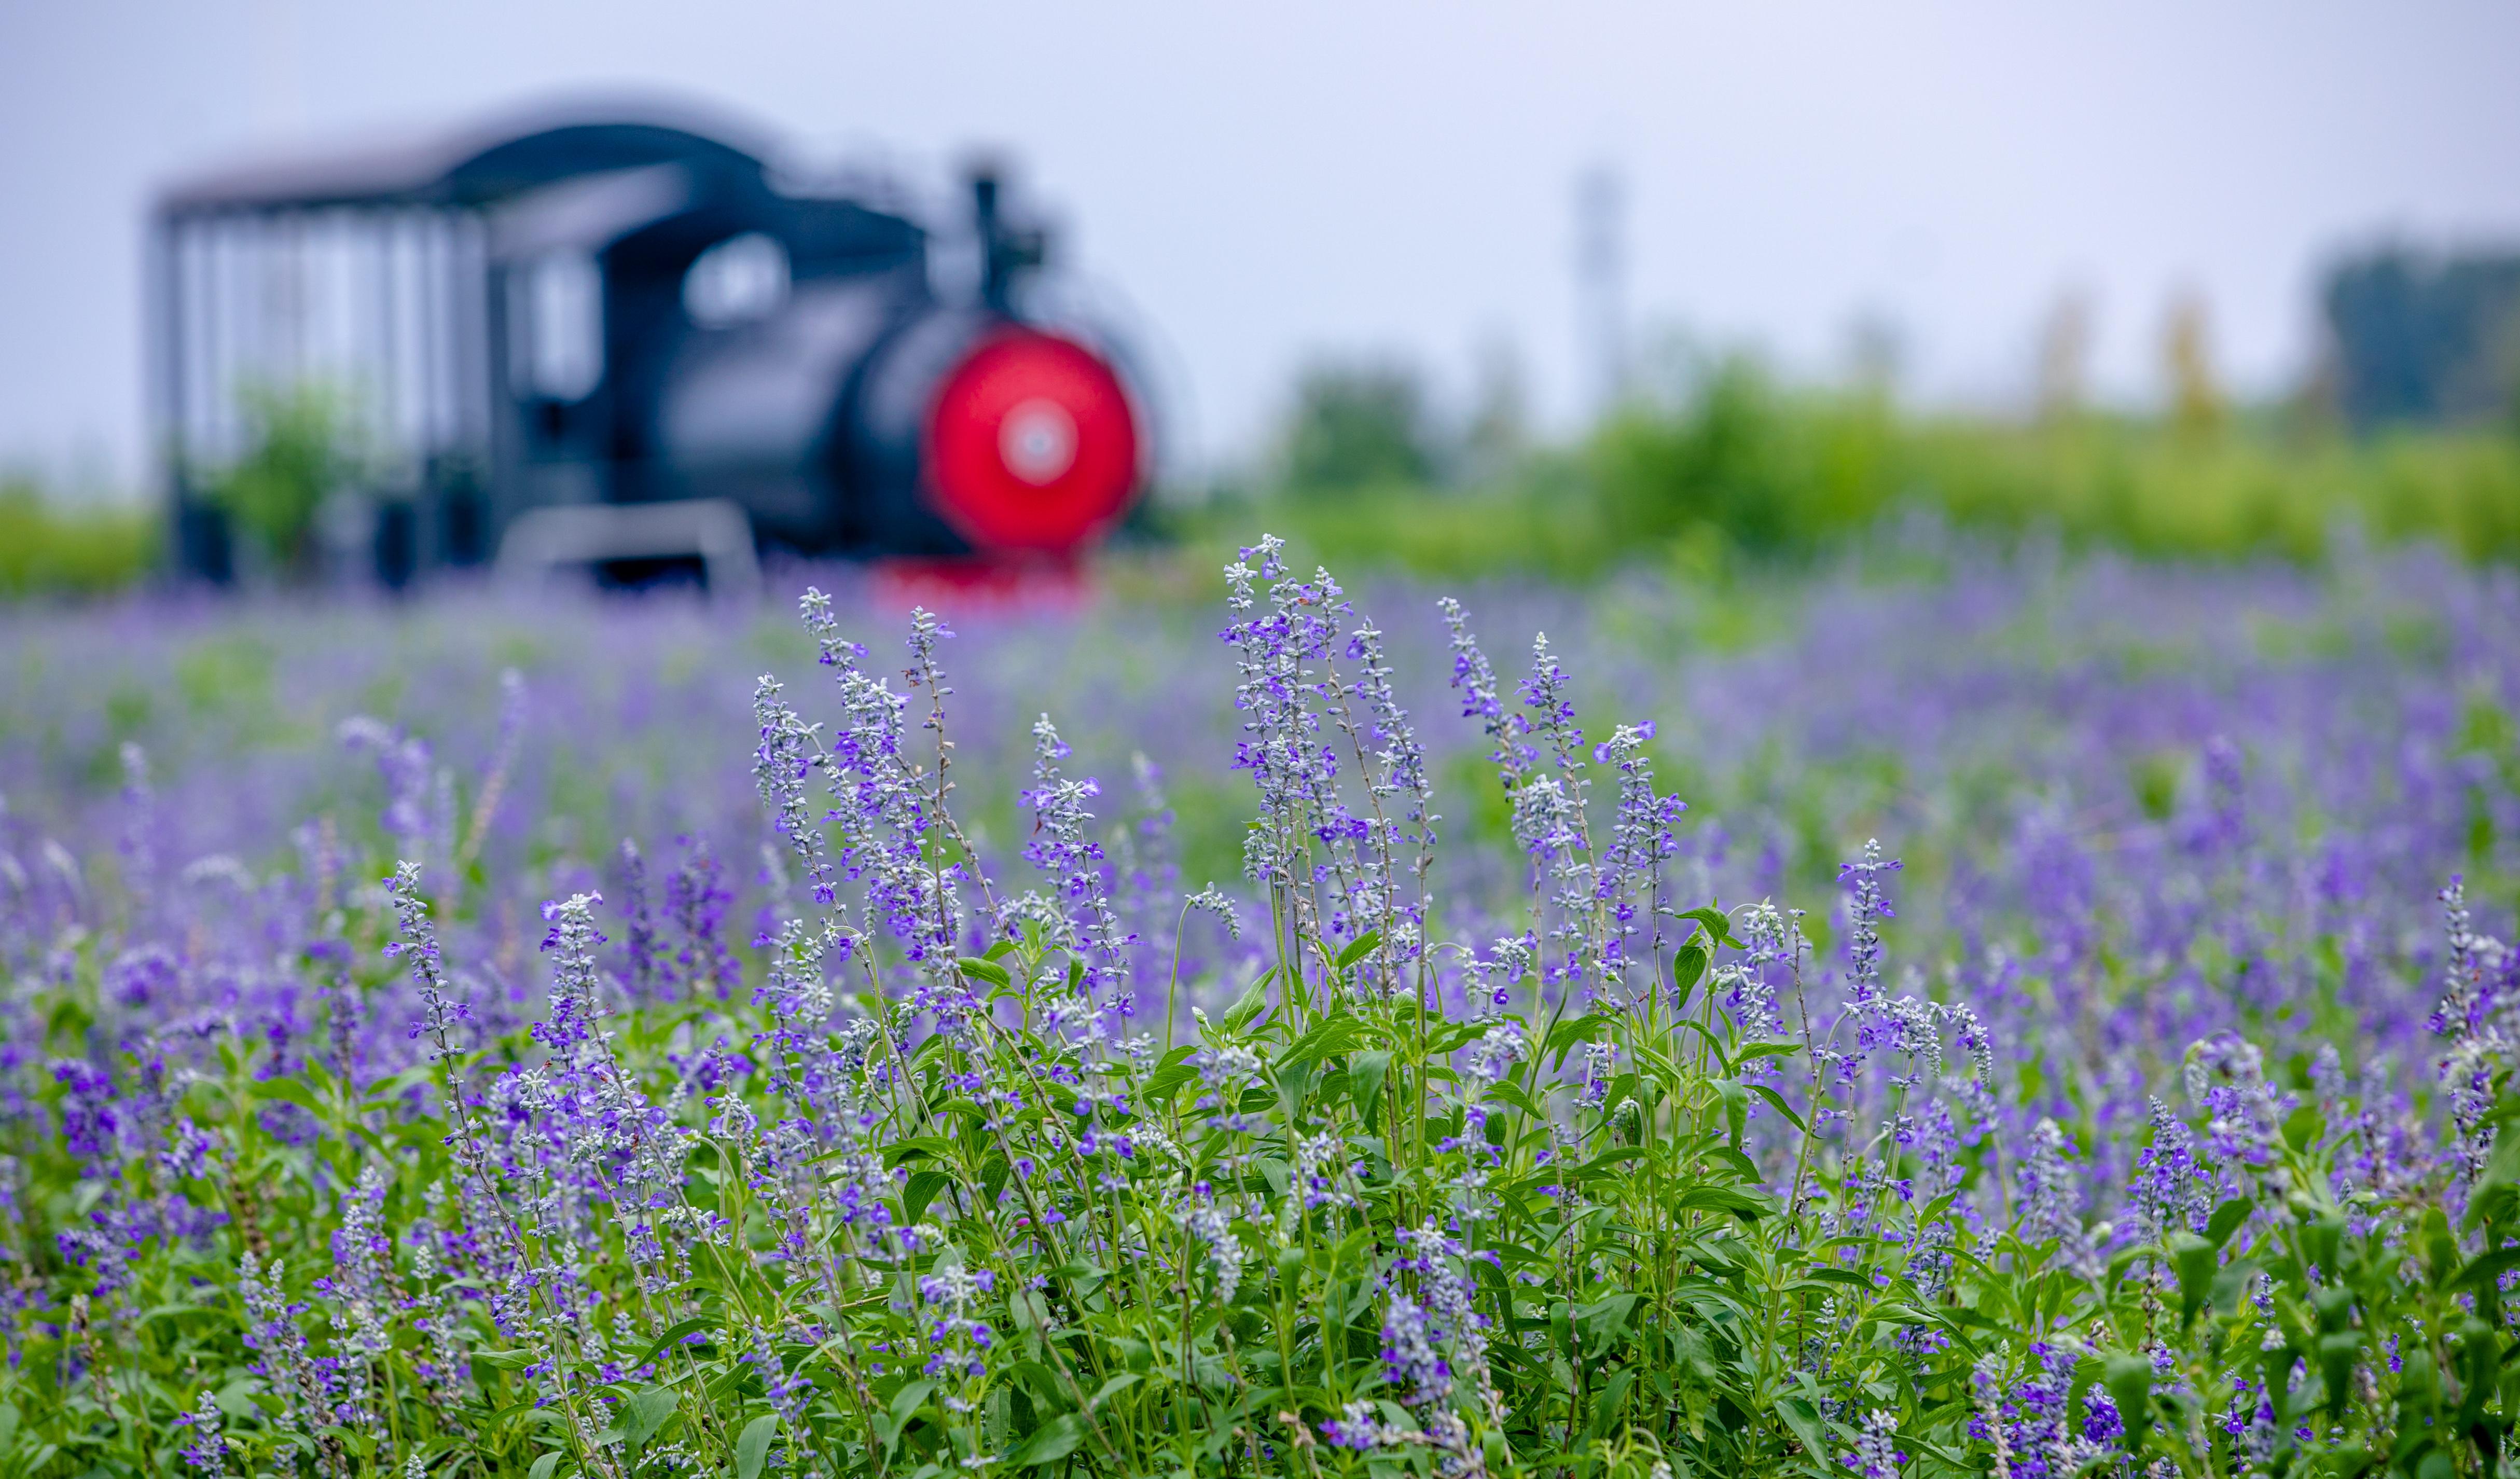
[1838,840,1901,1012]
[665,834,741,1000]
[1022,714,1137,1015]
[455,666,527,870]
[1437,597,1526,788]
[750,674,835,908]
[1845,1408,1904,1479]
[173,1388,227,1472]
[1380,1292,1449,1406]
[340,717,437,853]
[117,741,157,915]
[617,839,661,1002]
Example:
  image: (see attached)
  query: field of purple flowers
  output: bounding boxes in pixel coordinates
[1,535,2517,1478]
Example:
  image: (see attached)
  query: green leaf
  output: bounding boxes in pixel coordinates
[1486,1076,1543,1119]
[621,1386,679,1447]
[476,1348,539,1370]
[2102,1350,2155,1444]
[2167,1232,2216,1325]
[2206,1197,2253,1249]
[1544,1013,1610,1068]
[638,1316,714,1369]
[1350,1051,1392,1127]
[1006,1413,1089,1467]
[1670,938,1709,1011]
[2466,1124,2520,1231]
[2317,1331,2361,1420]
[2282,1104,2324,1153]
[957,956,1012,989]
[489,1398,571,1431]
[1742,1082,1807,1134]
[2452,1246,2520,1294]
[2423,1205,2461,1286]
[1085,1372,1142,1411]
[2208,1259,2260,1319]
[529,1453,564,1479]
[2067,1354,2103,1440]
[1775,1395,1827,1460]
[1585,1366,1637,1441]
[889,1377,937,1433]
[1578,1291,1644,1349]
[356,1062,437,1107]
[1676,1183,1770,1223]
[1139,1061,1201,1105]
[1334,931,1382,969]
[252,1077,331,1118]
[1003,1360,1068,1407]
[1222,971,1273,1033]
[736,1414,781,1479]
[1716,1076,1749,1146]
[903,1168,953,1224]
[1679,904,1742,949]
[2303,1215,2345,1282]
[1278,1012,1372,1071]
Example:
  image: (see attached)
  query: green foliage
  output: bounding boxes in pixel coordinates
[1220,355,2520,577]
[210,380,357,573]
[0,478,155,599]
[1903,414,2520,564]
[1592,360,1899,557]
[1191,475,1612,582]
[1280,360,1439,497]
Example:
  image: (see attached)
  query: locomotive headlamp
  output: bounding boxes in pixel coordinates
[923,329,1140,553]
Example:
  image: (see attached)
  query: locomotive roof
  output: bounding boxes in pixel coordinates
[154,100,782,217]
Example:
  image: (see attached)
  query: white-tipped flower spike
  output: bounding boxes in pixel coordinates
[172,1387,226,1473]
[1186,882,1242,939]
[1023,713,1136,1016]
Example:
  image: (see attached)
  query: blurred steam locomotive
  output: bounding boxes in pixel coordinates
[151,100,1150,589]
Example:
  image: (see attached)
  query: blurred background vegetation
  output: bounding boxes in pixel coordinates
[1185,357,2520,581]
[6,248,2518,599]
[0,477,155,599]
[206,381,359,579]
[1181,247,2520,578]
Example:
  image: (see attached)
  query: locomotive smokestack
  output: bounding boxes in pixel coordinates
[971,166,1008,311]
[967,159,1045,314]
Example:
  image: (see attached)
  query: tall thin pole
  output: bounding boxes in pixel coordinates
[1574,162,1628,421]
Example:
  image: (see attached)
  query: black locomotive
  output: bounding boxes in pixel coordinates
[151,100,1146,587]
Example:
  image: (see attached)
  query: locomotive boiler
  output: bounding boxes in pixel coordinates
[150,100,1148,588]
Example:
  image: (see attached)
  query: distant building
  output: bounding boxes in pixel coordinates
[2320,247,2520,433]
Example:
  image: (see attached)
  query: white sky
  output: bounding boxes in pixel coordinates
[3,0,2517,491]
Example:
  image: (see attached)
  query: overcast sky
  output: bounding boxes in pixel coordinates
[4,0,2517,491]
